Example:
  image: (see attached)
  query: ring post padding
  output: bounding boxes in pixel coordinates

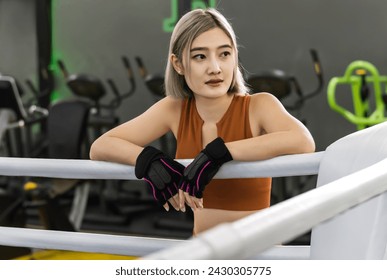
[310,121,387,259]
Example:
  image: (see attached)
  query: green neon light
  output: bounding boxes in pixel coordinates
[163,0,217,33]
[191,0,217,10]
[163,0,179,33]
[50,0,62,101]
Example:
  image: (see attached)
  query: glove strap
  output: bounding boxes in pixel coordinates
[205,137,233,162]
[135,146,163,179]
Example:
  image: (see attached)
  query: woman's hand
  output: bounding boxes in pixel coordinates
[165,193,181,212]
[135,146,185,211]
[178,189,203,211]
[179,137,233,198]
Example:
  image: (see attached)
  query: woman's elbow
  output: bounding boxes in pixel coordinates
[89,138,104,160]
[89,142,98,160]
[299,133,316,154]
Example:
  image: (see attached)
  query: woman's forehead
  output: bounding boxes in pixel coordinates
[191,27,232,49]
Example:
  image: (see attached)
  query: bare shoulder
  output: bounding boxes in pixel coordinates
[160,95,183,108]
[249,92,280,102]
[148,96,183,134]
[249,92,284,113]
[154,96,183,118]
[104,96,183,143]
[248,92,294,136]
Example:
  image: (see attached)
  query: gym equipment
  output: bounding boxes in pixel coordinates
[135,56,165,100]
[57,57,136,139]
[58,57,135,112]
[0,99,90,258]
[247,50,323,239]
[57,58,135,228]
[0,71,51,259]
[0,190,32,259]
[247,49,324,119]
[1,99,91,231]
[135,56,176,157]
[57,58,191,237]
[327,60,387,130]
[0,73,49,157]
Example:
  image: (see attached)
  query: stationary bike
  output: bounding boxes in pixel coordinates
[57,56,136,139]
[247,49,324,123]
[57,57,144,230]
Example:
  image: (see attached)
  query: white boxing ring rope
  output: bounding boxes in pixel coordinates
[146,157,387,259]
[0,152,321,258]
[0,152,323,180]
[0,151,385,259]
[0,226,182,257]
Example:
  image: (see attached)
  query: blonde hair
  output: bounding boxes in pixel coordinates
[165,8,249,98]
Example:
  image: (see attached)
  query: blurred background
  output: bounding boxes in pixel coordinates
[1,0,387,258]
[3,0,387,150]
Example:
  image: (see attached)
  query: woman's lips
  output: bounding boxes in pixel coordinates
[205,79,223,86]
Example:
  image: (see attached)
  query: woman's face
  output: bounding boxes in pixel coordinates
[181,27,236,99]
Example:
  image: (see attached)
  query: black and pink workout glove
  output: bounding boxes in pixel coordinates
[179,137,233,198]
[135,146,185,205]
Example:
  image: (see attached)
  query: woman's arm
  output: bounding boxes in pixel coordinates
[226,93,315,161]
[89,96,181,165]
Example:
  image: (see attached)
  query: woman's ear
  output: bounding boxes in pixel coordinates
[170,54,184,75]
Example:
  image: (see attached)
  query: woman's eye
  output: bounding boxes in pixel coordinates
[193,54,205,60]
[221,51,231,57]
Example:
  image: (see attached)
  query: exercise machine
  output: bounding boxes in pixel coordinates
[135,56,165,100]
[327,60,387,130]
[57,57,192,237]
[246,50,324,245]
[135,56,176,157]
[0,74,49,158]
[57,57,138,228]
[0,99,90,258]
[57,56,136,140]
[23,100,91,231]
[247,49,324,121]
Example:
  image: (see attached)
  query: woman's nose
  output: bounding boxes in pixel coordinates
[208,58,221,74]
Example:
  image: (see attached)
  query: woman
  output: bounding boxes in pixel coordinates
[90,8,315,234]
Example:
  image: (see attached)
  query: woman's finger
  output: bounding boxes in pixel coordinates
[168,194,180,211]
[184,192,197,211]
[171,193,181,209]
[178,189,186,212]
[190,196,203,210]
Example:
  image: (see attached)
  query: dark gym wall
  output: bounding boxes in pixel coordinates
[2,0,387,152]
[0,0,37,88]
[52,0,171,120]
[227,0,387,150]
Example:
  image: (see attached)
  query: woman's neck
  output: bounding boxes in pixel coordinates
[194,94,234,123]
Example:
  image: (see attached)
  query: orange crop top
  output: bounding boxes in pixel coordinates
[175,94,272,211]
